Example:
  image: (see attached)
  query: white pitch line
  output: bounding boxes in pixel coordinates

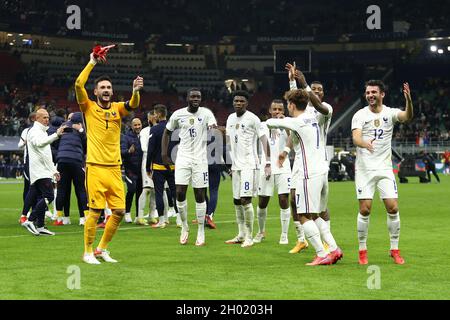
[0,216,279,239]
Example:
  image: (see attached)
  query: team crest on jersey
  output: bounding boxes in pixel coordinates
[189,118,195,125]
[374,119,380,127]
[105,112,110,120]
[235,124,240,129]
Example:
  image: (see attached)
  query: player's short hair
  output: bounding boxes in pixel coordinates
[232,90,250,101]
[147,109,155,116]
[154,104,167,117]
[311,81,323,87]
[284,89,309,111]
[365,80,385,93]
[187,88,201,97]
[94,75,113,87]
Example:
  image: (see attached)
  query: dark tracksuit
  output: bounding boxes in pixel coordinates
[121,129,143,216]
[423,154,440,183]
[55,112,88,217]
[146,120,176,218]
[206,132,228,217]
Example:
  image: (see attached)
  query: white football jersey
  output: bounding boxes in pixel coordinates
[139,126,151,154]
[226,111,265,170]
[259,122,291,175]
[267,113,328,179]
[306,102,333,161]
[166,107,217,168]
[351,105,401,171]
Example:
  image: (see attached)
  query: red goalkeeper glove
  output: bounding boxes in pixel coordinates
[92,44,115,62]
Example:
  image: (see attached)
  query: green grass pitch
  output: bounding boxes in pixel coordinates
[0,176,449,300]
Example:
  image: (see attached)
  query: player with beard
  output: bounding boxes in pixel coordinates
[75,48,143,264]
[162,89,217,246]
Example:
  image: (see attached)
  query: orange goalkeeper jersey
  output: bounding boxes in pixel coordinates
[75,61,139,166]
[81,99,129,165]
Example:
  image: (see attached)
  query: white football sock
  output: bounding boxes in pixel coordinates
[294,221,305,242]
[196,202,206,235]
[138,188,150,218]
[315,217,338,252]
[280,208,290,236]
[326,220,331,230]
[387,212,400,250]
[357,213,370,251]
[256,207,267,234]
[302,220,327,258]
[163,191,169,220]
[149,189,157,218]
[234,205,245,238]
[176,200,188,228]
[242,204,254,241]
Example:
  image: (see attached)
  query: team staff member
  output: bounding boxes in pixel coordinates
[75,48,143,264]
[54,112,89,226]
[121,117,143,223]
[22,109,65,236]
[146,104,177,228]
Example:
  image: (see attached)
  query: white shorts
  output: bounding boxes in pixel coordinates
[355,169,398,200]
[141,162,154,188]
[258,172,291,197]
[175,164,208,188]
[295,173,328,214]
[232,169,258,199]
[290,167,299,190]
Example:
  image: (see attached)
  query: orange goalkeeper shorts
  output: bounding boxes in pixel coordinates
[85,164,125,210]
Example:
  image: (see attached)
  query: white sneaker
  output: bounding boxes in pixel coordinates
[37,226,55,236]
[62,217,71,225]
[241,238,254,248]
[94,248,118,263]
[253,232,266,243]
[124,212,132,223]
[279,233,289,245]
[225,235,244,244]
[79,217,86,226]
[168,207,177,218]
[22,220,40,236]
[180,226,189,245]
[195,232,205,246]
[83,253,101,265]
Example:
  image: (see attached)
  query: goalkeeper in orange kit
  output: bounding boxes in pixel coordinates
[75,46,144,264]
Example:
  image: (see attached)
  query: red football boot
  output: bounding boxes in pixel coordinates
[359,250,368,265]
[306,255,333,266]
[19,215,27,225]
[390,249,405,265]
[205,215,216,229]
[330,247,343,264]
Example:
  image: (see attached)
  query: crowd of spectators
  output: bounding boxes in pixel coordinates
[0,153,24,178]
[1,0,450,40]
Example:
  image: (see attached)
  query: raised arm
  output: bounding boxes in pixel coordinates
[294,69,330,116]
[397,82,413,123]
[75,54,98,110]
[129,76,143,108]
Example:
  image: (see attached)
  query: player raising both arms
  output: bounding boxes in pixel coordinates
[75,46,143,264]
[267,89,342,265]
[280,63,336,255]
[352,80,413,265]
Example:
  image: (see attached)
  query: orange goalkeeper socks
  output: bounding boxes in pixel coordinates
[84,210,100,254]
[98,213,123,250]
